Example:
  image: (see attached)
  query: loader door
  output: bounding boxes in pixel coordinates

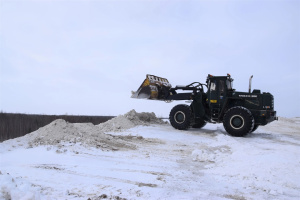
[218,79,227,106]
[207,80,218,104]
[207,79,227,120]
[207,79,227,105]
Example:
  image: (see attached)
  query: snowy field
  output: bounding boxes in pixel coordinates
[0,110,300,200]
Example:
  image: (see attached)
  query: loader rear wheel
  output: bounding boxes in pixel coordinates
[169,104,191,130]
[223,106,254,137]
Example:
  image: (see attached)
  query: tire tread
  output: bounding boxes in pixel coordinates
[169,104,191,130]
[223,106,254,137]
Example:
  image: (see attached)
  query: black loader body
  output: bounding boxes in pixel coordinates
[131,74,278,137]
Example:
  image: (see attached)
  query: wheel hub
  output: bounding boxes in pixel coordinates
[230,115,244,129]
[174,111,185,124]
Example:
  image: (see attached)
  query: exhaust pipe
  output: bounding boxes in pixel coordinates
[249,75,253,93]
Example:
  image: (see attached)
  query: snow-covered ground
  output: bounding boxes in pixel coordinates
[0,111,300,200]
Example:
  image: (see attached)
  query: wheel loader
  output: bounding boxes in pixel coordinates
[131,74,278,137]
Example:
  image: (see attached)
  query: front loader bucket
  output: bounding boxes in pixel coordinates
[131,74,172,100]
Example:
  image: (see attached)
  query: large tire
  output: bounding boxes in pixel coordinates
[223,106,254,137]
[251,124,259,133]
[169,104,191,130]
[192,120,207,128]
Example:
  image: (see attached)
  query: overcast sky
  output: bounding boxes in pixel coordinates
[0,0,299,118]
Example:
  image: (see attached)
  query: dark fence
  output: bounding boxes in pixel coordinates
[0,113,115,142]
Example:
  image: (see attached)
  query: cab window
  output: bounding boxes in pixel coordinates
[226,80,233,90]
[210,81,216,91]
[219,80,225,93]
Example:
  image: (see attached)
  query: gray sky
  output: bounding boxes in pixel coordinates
[0,0,299,118]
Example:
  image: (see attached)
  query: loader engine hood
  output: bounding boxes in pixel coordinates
[232,90,274,111]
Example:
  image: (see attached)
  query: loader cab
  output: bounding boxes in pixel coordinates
[206,74,233,120]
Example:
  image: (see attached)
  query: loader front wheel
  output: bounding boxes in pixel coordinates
[192,120,207,128]
[169,104,191,130]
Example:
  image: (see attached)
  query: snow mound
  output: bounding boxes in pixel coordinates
[192,149,217,162]
[97,109,166,133]
[192,145,231,163]
[28,119,136,151]
[0,171,40,200]
[26,110,163,151]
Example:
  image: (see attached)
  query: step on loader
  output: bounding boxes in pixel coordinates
[131,74,278,137]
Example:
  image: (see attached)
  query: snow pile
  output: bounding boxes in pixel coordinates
[97,109,165,133]
[0,171,40,200]
[27,119,135,151]
[191,145,231,163]
[263,117,300,135]
[26,110,164,151]
[192,148,217,162]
